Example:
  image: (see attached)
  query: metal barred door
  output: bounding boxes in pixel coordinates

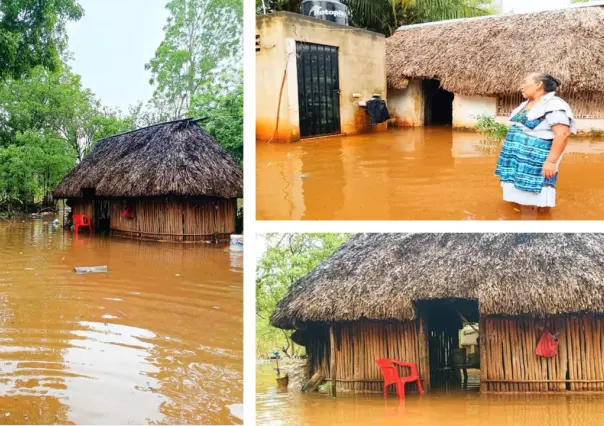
[296,42,341,138]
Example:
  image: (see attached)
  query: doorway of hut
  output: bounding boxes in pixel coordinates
[93,200,110,234]
[417,298,480,392]
[422,79,453,126]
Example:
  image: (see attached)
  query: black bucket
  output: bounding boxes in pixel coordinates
[301,0,349,26]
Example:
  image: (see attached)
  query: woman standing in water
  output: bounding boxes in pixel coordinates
[495,73,576,211]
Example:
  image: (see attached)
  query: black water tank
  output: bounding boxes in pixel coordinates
[301,0,349,26]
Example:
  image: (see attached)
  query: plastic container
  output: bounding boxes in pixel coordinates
[301,0,349,25]
[230,234,243,251]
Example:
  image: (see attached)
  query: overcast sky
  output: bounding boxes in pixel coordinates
[66,0,169,112]
[64,0,586,111]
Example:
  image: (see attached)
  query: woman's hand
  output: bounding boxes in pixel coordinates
[542,161,557,179]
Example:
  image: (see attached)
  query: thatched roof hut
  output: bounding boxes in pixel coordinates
[273,234,604,394]
[386,5,604,96]
[53,118,242,199]
[272,233,604,329]
[53,119,242,242]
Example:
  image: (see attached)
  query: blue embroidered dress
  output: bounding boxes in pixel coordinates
[495,92,577,207]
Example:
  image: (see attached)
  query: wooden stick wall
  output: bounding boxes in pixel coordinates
[497,92,604,119]
[71,200,93,218]
[306,315,604,395]
[75,197,237,242]
[483,316,604,392]
[307,320,429,394]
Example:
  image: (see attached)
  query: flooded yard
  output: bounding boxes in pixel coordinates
[256,128,604,220]
[0,219,243,424]
[256,364,604,426]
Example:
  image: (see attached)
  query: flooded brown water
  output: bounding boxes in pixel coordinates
[256,128,604,220]
[0,219,243,424]
[256,363,604,426]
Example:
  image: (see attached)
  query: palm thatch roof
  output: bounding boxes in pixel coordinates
[272,234,604,329]
[53,118,242,199]
[386,5,604,96]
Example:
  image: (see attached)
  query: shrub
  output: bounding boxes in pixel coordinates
[474,114,509,140]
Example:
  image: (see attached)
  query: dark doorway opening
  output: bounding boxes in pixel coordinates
[94,200,110,234]
[417,298,480,391]
[422,79,454,126]
[296,42,341,138]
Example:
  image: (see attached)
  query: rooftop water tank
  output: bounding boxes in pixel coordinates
[301,0,349,26]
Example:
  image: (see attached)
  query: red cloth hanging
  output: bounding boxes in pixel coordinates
[535,329,558,358]
[121,205,135,219]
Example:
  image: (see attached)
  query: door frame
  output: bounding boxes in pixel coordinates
[294,40,341,138]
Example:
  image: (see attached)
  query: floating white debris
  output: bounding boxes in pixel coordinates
[102,314,119,319]
[74,266,108,274]
[228,404,243,421]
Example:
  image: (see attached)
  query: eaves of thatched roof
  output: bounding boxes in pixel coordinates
[271,234,604,329]
[53,118,243,199]
[386,5,604,96]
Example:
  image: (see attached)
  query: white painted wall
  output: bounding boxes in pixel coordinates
[387,80,423,127]
[452,94,498,129]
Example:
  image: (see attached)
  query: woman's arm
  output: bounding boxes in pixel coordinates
[542,124,571,179]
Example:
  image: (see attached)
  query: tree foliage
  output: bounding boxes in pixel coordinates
[257,0,495,35]
[1,0,243,214]
[0,66,132,212]
[191,77,243,165]
[146,0,243,119]
[144,0,244,165]
[0,0,83,80]
[256,233,350,357]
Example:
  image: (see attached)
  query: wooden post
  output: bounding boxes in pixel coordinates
[330,325,337,397]
[479,317,487,393]
[418,315,430,392]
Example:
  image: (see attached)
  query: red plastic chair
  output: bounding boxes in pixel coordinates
[375,359,424,400]
[73,214,92,234]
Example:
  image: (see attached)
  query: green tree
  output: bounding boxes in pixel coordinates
[146,0,243,119]
[191,79,243,165]
[128,98,173,129]
[0,66,132,161]
[0,66,133,212]
[256,233,350,357]
[257,0,495,35]
[0,0,83,80]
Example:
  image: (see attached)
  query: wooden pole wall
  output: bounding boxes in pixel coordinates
[483,315,604,392]
[307,319,426,395]
[72,200,93,221]
[107,197,237,242]
[330,326,336,397]
[479,317,487,393]
[497,91,604,119]
[305,315,604,395]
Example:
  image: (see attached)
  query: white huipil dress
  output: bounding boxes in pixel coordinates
[500,93,577,207]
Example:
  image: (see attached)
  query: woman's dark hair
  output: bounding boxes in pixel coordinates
[533,73,561,92]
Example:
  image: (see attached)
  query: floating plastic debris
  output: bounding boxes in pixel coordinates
[74,266,108,274]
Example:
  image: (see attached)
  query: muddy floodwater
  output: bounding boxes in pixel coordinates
[256,128,604,220]
[0,219,243,424]
[256,363,604,426]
